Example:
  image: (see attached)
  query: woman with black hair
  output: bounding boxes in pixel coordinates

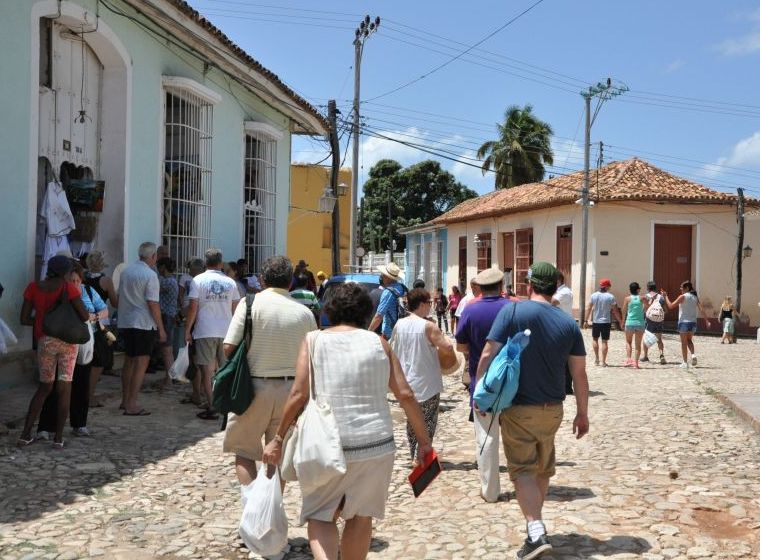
[662,281,711,369]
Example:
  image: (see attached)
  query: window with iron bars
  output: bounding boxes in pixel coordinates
[243,125,279,274]
[162,87,213,273]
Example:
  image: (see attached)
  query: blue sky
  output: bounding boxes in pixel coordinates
[188,0,760,197]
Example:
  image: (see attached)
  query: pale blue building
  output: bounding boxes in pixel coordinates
[400,224,448,292]
[0,0,327,383]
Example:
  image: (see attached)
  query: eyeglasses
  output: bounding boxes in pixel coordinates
[425,300,433,304]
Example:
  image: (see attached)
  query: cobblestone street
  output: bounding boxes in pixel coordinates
[1,331,759,560]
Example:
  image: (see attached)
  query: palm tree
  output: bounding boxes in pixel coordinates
[477,104,554,189]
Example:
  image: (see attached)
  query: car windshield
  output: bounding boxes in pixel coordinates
[322,282,377,303]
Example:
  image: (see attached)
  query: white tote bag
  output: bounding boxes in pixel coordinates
[169,345,191,383]
[293,332,346,489]
[239,465,288,556]
[76,323,95,365]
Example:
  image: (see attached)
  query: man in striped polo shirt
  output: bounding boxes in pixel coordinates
[289,272,321,322]
[222,256,317,487]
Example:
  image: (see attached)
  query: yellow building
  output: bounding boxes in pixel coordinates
[288,165,352,276]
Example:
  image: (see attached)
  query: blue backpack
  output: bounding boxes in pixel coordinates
[473,308,530,414]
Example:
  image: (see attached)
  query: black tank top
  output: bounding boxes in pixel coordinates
[84,273,109,303]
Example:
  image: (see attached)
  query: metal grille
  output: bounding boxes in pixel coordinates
[243,131,277,273]
[162,90,213,272]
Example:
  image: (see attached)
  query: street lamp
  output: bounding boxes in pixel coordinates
[319,185,337,213]
[743,244,753,259]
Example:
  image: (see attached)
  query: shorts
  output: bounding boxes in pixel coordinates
[37,335,78,383]
[499,404,564,481]
[678,321,697,334]
[299,453,395,525]
[722,318,735,335]
[449,309,457,320]
[645,320,664,333]
[121,328,157,357]
[194,337,225,367]
[591,322,611,340]
[161,314,176,348]
[625,325,645,332]
[223,377,293,461]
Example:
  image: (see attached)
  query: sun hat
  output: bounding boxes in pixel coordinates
[298,259,308,267]
[599,278,612,288]
[473,267,504,286]
[526,261,558,291]
[377,262,402,281]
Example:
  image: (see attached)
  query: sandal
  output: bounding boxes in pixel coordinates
[52,440,65,449]
[123,409,151,416]
[16,436,35,448]
[197,409,219,420]
[180,396,203,406]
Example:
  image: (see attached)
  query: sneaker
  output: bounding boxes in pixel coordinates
[640,356,649,363]
[517,535,552,559]
[659,355,667,365]
[35,430,51,441]
[72,427,92,437]
[679,362,689,369]
[691,355,697,366]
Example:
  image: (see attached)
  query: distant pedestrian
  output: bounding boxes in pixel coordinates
[369,278,384,335]
[368,263,407,340]
[290,272,321,322]
[316,270,328,300]
[224,261,248,299]
[292,259,317,292]
[719,296,737,344]
[413,278,425,289]
[455,267,511,502]
[391,288,455,464]
[434,287,449,333]
[455,279,480,323]
[621,282,648,369]
[117,242,166,416]
[157,257,179,381]
[178,257,204,407]
[476,262,589,560]
[662,281,711,368]
[448,285,462,333]
[551,272,573,317]
[184,248,240,420]
[641,281,666,364]
[584,279,623,367]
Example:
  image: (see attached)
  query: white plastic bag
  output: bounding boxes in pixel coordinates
[169,346,190,383]
[239,465,288,556]
[643,330,657,349]
[76,324,94,365]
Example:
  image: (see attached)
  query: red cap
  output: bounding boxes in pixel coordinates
[599,278,612,288]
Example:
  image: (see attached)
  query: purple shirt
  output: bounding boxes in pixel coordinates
[455,295,512,403]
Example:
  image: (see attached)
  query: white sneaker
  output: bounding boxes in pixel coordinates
[72,427,92,437]
[35,430,51,441]
[679,362,689,369]
[691,355,697,366]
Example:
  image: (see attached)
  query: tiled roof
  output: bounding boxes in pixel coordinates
[433,158,752,225]
[163,0,328,133]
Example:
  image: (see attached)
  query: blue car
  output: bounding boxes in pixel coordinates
[319,273,381,328]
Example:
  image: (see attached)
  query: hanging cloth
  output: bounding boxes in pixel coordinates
[40,181,75,237]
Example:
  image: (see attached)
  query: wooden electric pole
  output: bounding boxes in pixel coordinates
[736,187,745,313]
[328,100,341,275]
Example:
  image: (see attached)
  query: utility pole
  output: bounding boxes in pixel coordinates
[328,100,341,275]
[736,187,745,313]
[350,15,380,271]
[578,79,628,320]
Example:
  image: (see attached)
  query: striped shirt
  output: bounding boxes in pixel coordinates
[223,288,317,378]
[289,288,321,312]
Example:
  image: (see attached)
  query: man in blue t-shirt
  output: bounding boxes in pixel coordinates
[368,262,407,339]
[476,262,589,560]
[584,278,623,367]
[455,267,511,503]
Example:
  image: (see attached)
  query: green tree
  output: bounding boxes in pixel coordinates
[477,104,554,189]
[360,159,477,253]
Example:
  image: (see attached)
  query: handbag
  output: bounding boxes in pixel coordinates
[42,283,90,344]
[84,285,114,369]
[76,323,95,365]
[291,331,346,489]
[212,295,255,415]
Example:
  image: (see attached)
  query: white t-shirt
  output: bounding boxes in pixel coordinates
[188,269,240,339]
[117,260,160,330]
[553,284,573,317]
[455,292,474,318]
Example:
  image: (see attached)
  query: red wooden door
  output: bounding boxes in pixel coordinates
[653,224,692,322]
[458,236,467,291]
[556,225,572,286]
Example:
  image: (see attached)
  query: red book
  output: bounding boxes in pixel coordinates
[408,450,442,498]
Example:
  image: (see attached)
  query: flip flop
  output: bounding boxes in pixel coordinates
[179,396,202,405]
[196,409,219,420]
[16,436,35,448]
[123,409,151,416]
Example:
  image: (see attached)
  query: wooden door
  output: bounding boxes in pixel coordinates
[502,232,515,289]
[515,228,534,297]
[653,224,692,322]
[458,236,467,290]
[556,225,572,285]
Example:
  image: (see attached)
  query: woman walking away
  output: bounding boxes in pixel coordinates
[262,283,434,560]
[662,281,711,369]
[448,285,462,334]
[84,251,118,407]
[621,282,648,368]
[434,287,449,333]
[391,288,456,464]
[641,281,666,364]
[157,257,179,380]
[18,256,89,448]
[720,296,737,344]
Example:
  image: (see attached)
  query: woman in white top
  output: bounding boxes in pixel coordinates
[262,282,433,560]
[391,288,456,464]
[662,281,711,369]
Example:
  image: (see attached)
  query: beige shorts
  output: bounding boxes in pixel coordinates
[223,378,293,461]
[300,453,395,525]
[499,404,564,481]
[194,337,225,367]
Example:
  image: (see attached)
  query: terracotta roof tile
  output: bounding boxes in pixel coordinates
[433,158,753,225]
[164,0,328,132]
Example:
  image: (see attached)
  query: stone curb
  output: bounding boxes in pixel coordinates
[715,393,760,434]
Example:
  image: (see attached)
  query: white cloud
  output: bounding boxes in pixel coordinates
[717,32,760,55]
[664,59,685,73]
[701,132,760,177]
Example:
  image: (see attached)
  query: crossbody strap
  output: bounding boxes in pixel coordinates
[307,331,318,401]
[243,294,255,347]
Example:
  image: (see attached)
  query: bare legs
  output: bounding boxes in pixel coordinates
[122,355,150,414]
[308,516,373,560]
[19,381,71,445]
[624,330,633,361]
[633,330,643,367]
[235,455,257,485]
[679,332,694,364]
[514,474,550,523]
[592,337,609,366]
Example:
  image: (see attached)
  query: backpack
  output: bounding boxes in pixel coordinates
[646,295,665,322]
[386,286,409,320]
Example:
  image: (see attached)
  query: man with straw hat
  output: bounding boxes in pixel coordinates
[368,262,407,340]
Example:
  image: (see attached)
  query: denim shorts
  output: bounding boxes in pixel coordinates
[678,321,697,334]
[625,325,645,332]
